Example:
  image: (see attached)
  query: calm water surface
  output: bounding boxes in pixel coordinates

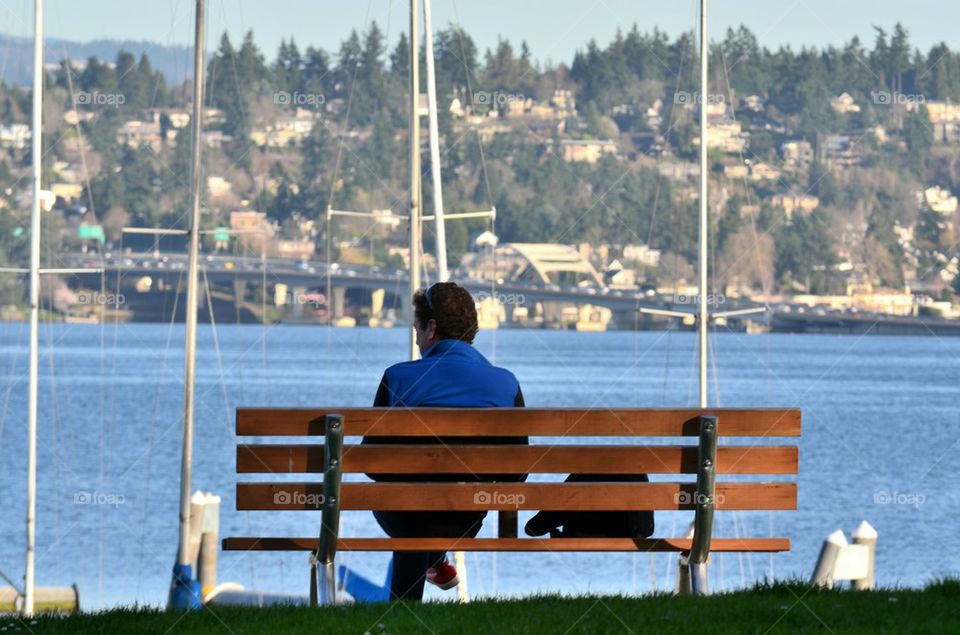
[0,322,958,608]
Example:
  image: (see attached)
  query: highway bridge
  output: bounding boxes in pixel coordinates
[41,252,960,335]
[53,252,764,329]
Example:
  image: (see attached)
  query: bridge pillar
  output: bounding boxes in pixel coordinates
[541,301,564,326]
[233,279,247,312]
[331,286,346,319]
[575,303,611,332]
[476,296,501,329]
[611,308,636,330]
[370,288,386,318]
[503,301,515,324]
[291,286,308,318]
[196,284,207,310]
[274,283,288,307]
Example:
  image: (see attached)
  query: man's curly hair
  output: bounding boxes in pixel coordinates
[413,282,479,344]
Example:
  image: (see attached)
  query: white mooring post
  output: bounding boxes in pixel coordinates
[811,523,877,589]
[811,529,848,588]
[193,492,221,598]
[851,521,877,591]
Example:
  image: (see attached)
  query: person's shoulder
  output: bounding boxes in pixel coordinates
[383,358,438,383]
[489,363,520,386]
[383,359,421,377]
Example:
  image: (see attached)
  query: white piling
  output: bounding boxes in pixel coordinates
[676,522,695,595]
[187,491,207,568]
[810,529,847,588]
[196,492,221,597]
[454,550,469,603]
[851,521,877,591]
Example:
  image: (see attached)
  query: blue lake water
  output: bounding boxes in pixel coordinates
[0,322,958,609]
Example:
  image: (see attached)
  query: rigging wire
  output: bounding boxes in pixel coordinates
[450,0,498,360]
[0,320,26,461]
[134,270,184,601]
[39,283,64,581]
[57,47,98,228]
[645,0,697,250]
[128,0,199,595]
[50,2,118,600]
[202,268,237,434]
[716,40,784,590]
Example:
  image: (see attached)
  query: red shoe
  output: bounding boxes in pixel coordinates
[425,557,459,590]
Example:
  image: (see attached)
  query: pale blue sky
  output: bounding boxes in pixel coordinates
[3,0,956,65]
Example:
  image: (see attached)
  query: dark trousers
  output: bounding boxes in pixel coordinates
[373,510,484,601]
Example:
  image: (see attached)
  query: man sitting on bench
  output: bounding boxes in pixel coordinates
[363,281,526,601]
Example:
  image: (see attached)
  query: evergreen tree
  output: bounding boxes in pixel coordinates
[774,211,836,292]
[207,33,243,131]
[903,107,933,176]
[302,46,332,98]
[273,38,304,95]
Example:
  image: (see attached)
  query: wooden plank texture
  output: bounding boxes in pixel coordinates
[237,444,798,475]
[236,408,801,437]
[236,482,797,511]
[222,536,791,553]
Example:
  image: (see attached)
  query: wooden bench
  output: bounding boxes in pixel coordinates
[223,407,800,602]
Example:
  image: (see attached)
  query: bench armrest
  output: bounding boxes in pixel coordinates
[688,415,717,565]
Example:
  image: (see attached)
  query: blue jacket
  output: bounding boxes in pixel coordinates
[365,338,526,482]
[373,339,523,408]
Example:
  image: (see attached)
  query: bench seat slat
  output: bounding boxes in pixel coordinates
[222,537,791,553]
[237,444,798,475]
[236,408,801,437]
[237,482,797,511]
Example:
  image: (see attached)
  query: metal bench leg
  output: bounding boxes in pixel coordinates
[316,561,336,605]
[686,415,717,597]
[312,414,343,607]
[690,562,708,595]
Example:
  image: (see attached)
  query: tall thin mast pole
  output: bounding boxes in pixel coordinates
[423,0,467,600]
[177,0,205,570]
[23,0,43,617]
[422,0,448,281]
[409,0,422,359]
[697,0,709,408]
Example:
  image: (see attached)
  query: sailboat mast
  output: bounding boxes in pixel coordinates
[409,0,422,359]
[23,0,43,618]
[422,0,448,281]
[697,0,709,409]
[177,0,206,570]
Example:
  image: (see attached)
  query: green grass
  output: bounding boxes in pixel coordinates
[15,579,960,634]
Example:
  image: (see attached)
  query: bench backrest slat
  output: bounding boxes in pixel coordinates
[237,482,797,512]
[237,444,799,475]
[236,408,801,437]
